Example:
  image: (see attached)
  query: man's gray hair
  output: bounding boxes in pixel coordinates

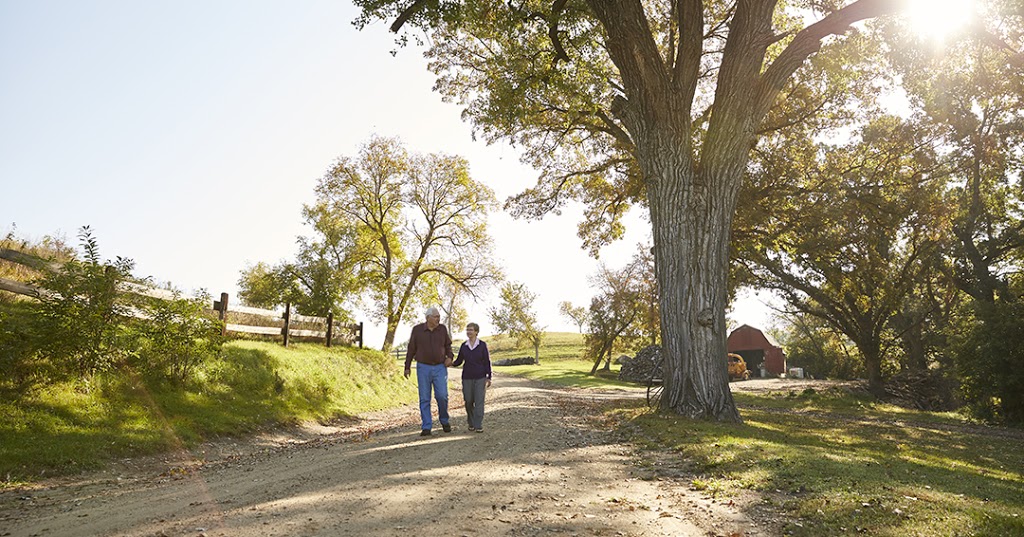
[424,306,441,318]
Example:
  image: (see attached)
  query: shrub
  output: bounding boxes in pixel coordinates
[951,300,1024,424]
[32,227,139,378]
[139,291,224,383]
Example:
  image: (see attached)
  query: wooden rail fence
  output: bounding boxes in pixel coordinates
[0,248,362,348]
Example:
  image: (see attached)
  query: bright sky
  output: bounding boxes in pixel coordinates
[0,1,775,348]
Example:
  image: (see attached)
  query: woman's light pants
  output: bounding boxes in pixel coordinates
[462,377,487,430]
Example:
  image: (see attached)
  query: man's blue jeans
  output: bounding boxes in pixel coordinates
[415,362,449,430]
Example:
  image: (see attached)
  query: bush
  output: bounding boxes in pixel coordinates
[0,302,52,394]
[32,227,139,378]
[138,291,224,383]
[951,300,1024,424]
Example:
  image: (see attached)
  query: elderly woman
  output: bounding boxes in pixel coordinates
[453,322,492,432]
[404,307,454,436]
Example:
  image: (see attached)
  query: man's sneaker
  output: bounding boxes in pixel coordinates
[420,429,432,436]
[442,423,452,433]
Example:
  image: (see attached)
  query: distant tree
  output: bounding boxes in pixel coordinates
[237,211,363,320]
[776,312,864,380]
[585,264,640,375]
[558,301,587,333]
[422,273,482,333]
[307,136,499,351]
[489,281,543,363]
[629,245,660,347]
[237,262,286,309]
[583,245,657,374]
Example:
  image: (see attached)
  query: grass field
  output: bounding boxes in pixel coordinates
[0,340,418,486]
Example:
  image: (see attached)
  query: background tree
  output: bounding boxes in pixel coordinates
[883,10,1024,421]
[421,272,483,333]
[776,312,865,380]
[237,210,363,320]
[558,301,587,333]
[489,281,544,362]
[737,116,948,393]
[309,136,499,351]
[584,265,640,374]
[584,244,659,373]
[354,0,939,420]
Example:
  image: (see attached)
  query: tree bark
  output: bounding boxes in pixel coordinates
[856,336,885,396]
[642,131,742,421]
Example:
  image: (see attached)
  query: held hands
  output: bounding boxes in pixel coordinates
[444,357,453,368]
[486,379,491,388]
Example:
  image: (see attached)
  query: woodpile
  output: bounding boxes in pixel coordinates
[618,344,662,383]
[492,356,538,366]
[883,370,959,411]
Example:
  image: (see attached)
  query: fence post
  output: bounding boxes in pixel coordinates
[326,312,334,348]
[358,321,364,349]
[219,292,229,336]
[282,302,291,347]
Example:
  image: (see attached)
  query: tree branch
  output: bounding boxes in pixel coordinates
[390,0,430,33]
[754,0,897,121]
[549,0,572,65]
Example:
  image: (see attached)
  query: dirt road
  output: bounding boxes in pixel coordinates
[1,376,761,537]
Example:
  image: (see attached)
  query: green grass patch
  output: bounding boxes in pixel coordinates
[0,340,418,485]
[481,331,590,362]
[622,391,1024,536]
[481,332,640,390]
[732,388,978,428]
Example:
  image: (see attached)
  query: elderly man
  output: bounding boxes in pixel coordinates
[404,307,454,436]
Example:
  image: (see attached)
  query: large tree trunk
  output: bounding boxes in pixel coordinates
[642,131,741,422]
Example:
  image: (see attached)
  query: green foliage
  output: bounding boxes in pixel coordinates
[139,291,224,383]
[2,227,225,387]
[776,313,865,380]
[237,261,291,309]
[950,300,1024,424]
[584,244,658,373]
[737,116,949,391]
[558,301,587,333]
[0,301,51,394]
[32,227,139,378]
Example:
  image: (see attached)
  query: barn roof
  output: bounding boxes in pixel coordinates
[727,324,782,351]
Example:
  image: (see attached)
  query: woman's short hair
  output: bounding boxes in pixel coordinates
[466,322,480,332]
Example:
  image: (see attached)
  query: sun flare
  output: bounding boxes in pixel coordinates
[905,0,977,42]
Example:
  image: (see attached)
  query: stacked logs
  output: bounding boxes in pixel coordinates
[618,344,663,383]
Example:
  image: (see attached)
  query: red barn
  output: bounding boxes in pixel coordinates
[727,325,786,377]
